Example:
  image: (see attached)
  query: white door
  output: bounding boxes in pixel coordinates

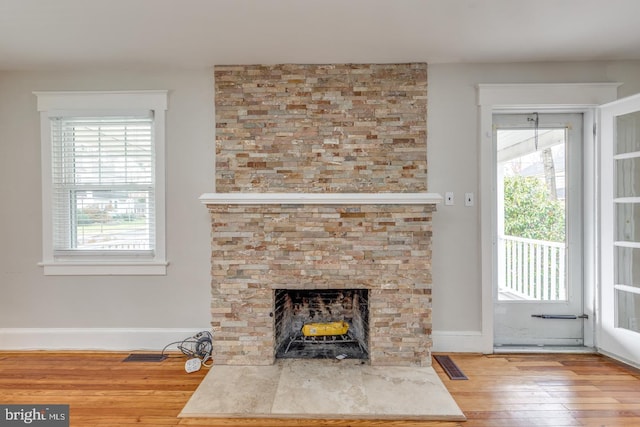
[494,113,585,346]
[598,93,640,366]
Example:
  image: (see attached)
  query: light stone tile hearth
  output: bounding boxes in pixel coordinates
[179,359,466,421]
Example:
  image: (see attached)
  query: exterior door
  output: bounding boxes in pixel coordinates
[598,93,640,366]
[494,113,585,346]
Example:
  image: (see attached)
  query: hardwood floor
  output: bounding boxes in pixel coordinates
[0,351,639,426]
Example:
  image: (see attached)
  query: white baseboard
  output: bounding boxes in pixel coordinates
[596,348,640,370]
[431,330,490,353]
[0,328,210,351]
[1,328,491,354]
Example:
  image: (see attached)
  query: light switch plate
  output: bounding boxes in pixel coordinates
[445,192,454,206]
[465,192,474,206]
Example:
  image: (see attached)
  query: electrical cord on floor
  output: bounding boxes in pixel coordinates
[161,331,213,368]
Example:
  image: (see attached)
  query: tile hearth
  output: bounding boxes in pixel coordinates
[179,359,466,421]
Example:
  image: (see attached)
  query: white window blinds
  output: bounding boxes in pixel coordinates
[50,115,155,254]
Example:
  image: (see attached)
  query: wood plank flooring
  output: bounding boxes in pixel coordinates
[0,351,638,426]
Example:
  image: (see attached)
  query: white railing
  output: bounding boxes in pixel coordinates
[500,235,566,301]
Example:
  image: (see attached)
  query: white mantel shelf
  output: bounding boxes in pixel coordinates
[200,192,443,205]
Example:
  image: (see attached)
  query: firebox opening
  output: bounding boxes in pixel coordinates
[274,289,369,360]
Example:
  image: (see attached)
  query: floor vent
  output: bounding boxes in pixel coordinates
[434,355,468,380]
[122,353,168,362]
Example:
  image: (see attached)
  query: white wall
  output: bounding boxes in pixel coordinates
[0,68,215,349]
[2,61,640,351]
[428,60,640,351]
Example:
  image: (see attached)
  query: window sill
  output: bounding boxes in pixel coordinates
[39,260,168,276]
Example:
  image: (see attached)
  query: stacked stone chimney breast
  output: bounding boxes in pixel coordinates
[214,63,427,193]
[206,63,435,366]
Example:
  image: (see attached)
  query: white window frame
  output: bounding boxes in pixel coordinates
[35,90,168,275]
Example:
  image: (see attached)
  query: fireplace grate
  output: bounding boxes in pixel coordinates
[283,332,365,354]
[274,289,369,360]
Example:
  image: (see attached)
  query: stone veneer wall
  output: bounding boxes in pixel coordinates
[209,203,435,366]
[209,63,433,366]
[214,63,427,193]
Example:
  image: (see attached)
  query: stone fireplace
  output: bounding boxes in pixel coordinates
[202,63,440,367]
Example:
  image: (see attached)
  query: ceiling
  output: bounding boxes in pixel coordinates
[2,0,640,71]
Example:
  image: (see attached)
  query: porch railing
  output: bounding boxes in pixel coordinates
[500,235,566,301]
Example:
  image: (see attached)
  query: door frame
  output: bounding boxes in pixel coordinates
[477,83,620,353]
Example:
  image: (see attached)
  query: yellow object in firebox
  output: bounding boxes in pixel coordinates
[301,321,349,337]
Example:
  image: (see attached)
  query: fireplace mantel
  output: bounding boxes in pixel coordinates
[200,192,442,205]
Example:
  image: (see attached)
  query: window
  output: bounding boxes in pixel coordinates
[35,91,168,275]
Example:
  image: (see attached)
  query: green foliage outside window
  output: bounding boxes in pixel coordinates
[503,176,565,243]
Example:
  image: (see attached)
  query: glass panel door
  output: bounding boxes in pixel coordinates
[614,110,640,333]
[494,113,584,347]
[599,94,640,365]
